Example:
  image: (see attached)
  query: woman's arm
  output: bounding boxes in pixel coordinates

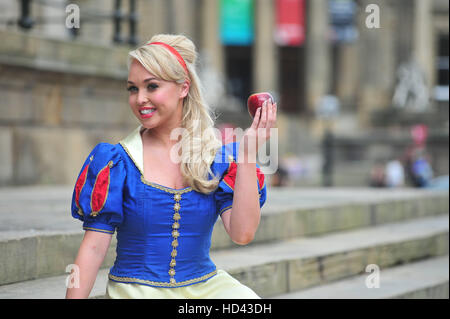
[221,99,277,245]
[221,161,260,245]
[65,230,112,299]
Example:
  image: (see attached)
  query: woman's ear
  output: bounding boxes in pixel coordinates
[180,81,190,99]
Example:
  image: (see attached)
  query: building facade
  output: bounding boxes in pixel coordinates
[0,0,448,186]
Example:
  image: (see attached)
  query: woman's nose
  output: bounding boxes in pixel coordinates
[137,91,149,105]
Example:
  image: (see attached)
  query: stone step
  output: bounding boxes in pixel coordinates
[214,214,449,298]
[0,187,447,286]
[272,255,449,299]
[0,214,447,299]
[213,188,449,249]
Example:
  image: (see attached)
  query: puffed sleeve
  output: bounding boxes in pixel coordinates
[214,142,267,216]
[71,143,126,234]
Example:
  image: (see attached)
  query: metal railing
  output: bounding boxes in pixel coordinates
[13,0,138,45]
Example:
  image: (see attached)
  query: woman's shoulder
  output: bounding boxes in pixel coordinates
[86,142,124,170]
[91,142,123,158]
[214,141,240,164]
[209,142,240,178]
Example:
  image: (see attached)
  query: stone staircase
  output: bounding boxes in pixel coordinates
[0,186,448,299]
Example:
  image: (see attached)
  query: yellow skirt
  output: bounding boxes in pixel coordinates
[106,269,260,299]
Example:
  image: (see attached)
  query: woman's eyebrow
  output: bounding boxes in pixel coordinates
[127,77,157,84]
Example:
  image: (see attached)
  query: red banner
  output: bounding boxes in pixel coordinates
[275,0,305,46]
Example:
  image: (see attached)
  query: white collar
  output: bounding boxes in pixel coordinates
[119,125,146,175]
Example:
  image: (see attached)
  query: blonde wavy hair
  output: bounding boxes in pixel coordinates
[128,34,223,194]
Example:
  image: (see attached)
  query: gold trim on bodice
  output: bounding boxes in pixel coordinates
[108,269,217,288]
[169,192,183,284]
[119,126,196,285]
[119,125,193,193]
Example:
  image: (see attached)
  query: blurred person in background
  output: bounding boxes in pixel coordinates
[385,159,405,188]
[369,159,386,188]
[402,124,434,188]
[270,165,289,187]
[408,148,433,187]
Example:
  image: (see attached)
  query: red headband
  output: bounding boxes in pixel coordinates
[147,42,189,75]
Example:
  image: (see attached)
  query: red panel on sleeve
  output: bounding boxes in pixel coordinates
[74,163,89,215]
[223,162,265,191]
[90,161,112,216]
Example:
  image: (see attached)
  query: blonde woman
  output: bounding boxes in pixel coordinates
[66,34,277,299]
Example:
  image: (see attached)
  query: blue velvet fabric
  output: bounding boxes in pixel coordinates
[71,141,267,288]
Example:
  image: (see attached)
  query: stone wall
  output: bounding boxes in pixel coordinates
[0,30,322,187]
[0,31,138,186]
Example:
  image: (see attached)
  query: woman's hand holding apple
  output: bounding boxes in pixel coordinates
[239,93,277,163]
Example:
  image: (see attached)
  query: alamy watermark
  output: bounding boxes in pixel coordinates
[65,4,80,29]
[66,264,80,289]
[365,264,380,288]
[365,4,380,29]
[167,123,279,174]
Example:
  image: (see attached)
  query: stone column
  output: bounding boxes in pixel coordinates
[142,0,168,38]
[0,128,13,185]
[335,44,358,109]
[305,0,332,136]
[356,0,396,127]
[69,0,112,46]
[253,0,278,94]
[413,0,434,89]
[36,1,68,40]
[200,0,224,77]
[0,1,19,33]
[305,0,331,110]
[172,0,195,39]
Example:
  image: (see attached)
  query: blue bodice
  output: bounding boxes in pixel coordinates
[71,126,267,288]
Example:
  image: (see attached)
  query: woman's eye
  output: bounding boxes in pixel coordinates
[127,84,157,92]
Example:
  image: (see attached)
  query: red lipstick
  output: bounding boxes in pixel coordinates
[139,107,156,119]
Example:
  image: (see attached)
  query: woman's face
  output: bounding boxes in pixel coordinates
[127,59,189,130]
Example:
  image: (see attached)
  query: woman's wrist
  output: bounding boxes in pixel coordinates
[238,141,258,164]
[237,151,257,164]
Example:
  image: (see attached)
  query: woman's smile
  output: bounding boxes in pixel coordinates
[139,107,156,119]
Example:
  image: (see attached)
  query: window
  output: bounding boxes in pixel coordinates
[434,33,449,101]
[224,45,253,107]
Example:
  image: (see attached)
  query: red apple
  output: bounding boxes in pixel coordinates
[247,92,274,118]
